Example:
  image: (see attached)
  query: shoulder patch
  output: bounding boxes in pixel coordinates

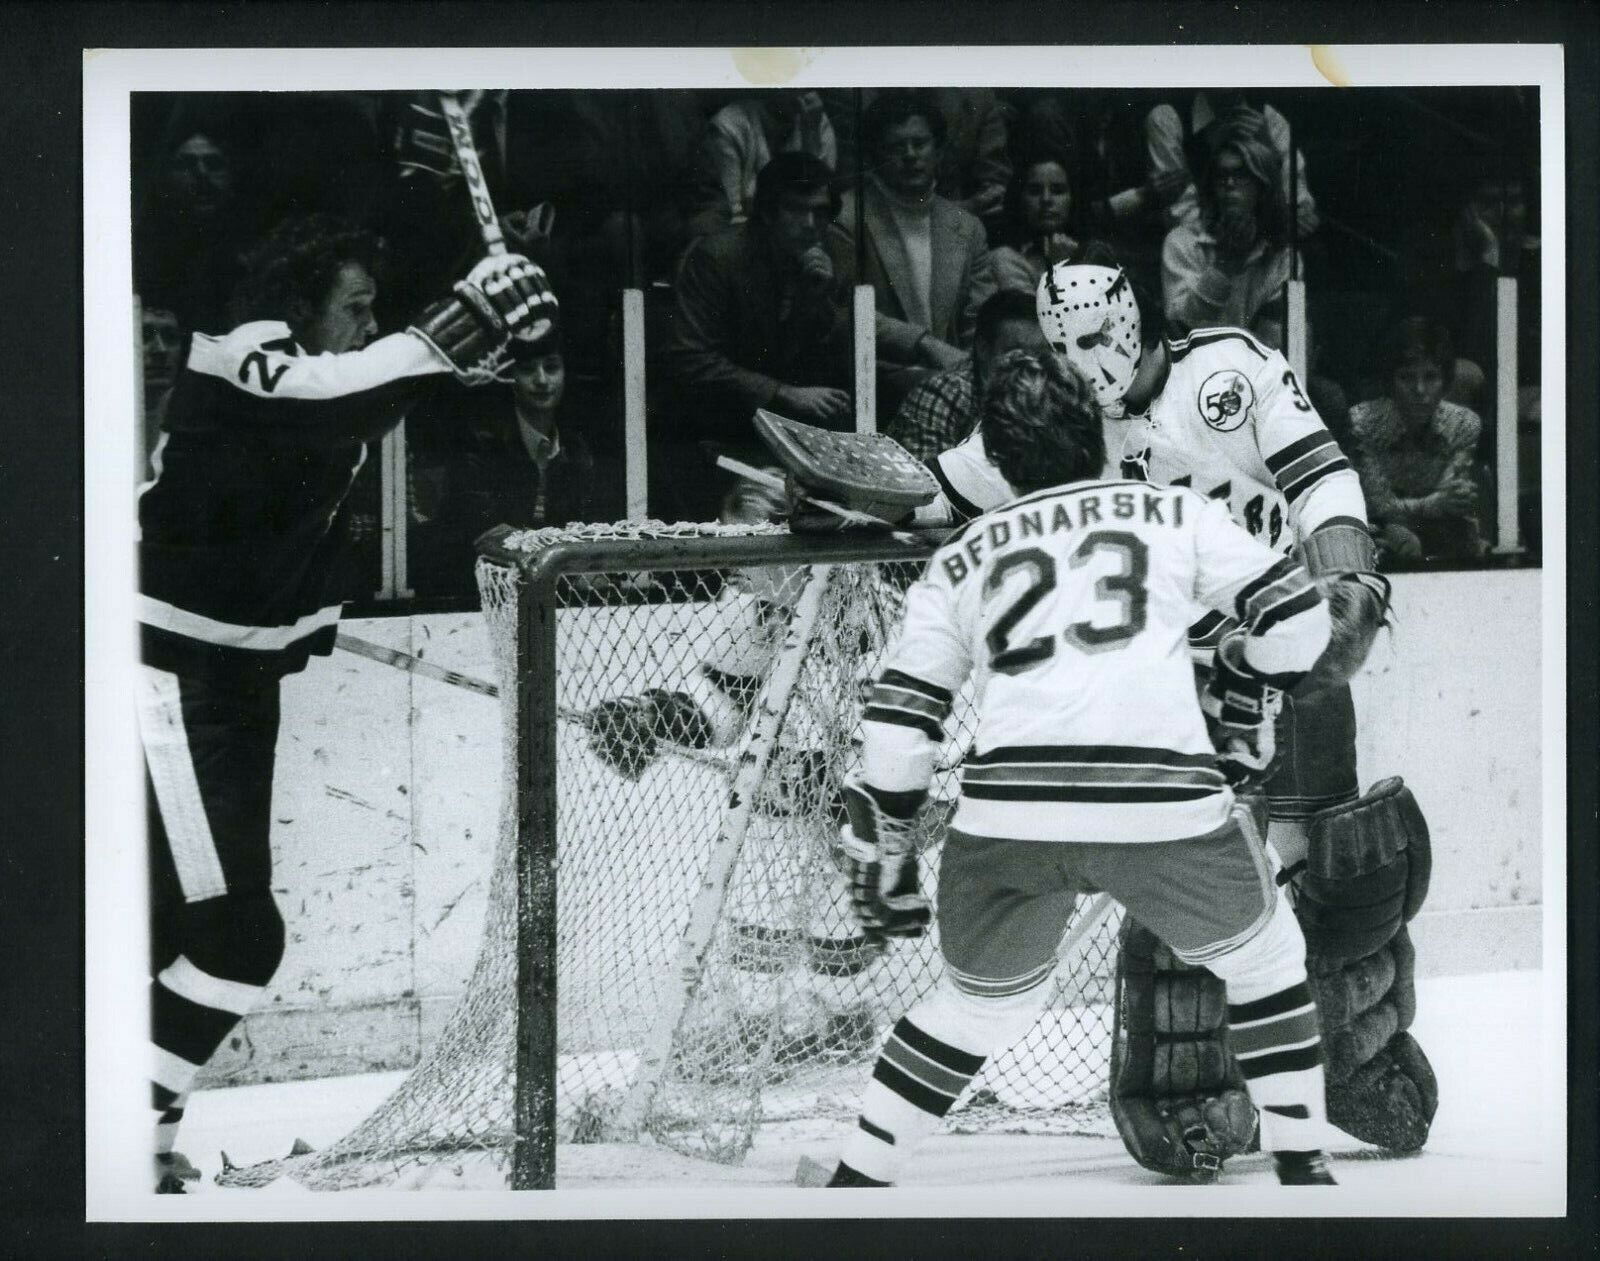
[1196,368,1255,433]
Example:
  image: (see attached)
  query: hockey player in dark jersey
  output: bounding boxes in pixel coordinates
[138,213,557,1191]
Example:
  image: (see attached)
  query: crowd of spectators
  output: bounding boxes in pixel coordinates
[131,85,1542,603]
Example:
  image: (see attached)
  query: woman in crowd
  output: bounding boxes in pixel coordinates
[1350,316,1486,566]
[1160,107,1298,339]
[409,319,616,600]
[986,150,1116,294]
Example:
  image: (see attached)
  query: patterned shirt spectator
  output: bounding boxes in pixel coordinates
[887,364,975,463]
[1348,315,1485,566]
[1351,397,1484,563]
[886,288,1048,464]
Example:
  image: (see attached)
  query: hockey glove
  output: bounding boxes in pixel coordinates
[1297,573,1391,696]
[409,254,558,385]
[1200,633,1283,792]
[587,689,711,779]
[838,773,931,940]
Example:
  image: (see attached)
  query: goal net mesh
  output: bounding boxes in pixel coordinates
[217,521,1123,1190]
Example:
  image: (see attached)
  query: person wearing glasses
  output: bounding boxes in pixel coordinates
[1159,107,1302,341]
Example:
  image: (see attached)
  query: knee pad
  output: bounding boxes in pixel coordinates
[1110,918,1258,1181]
[1296,777,1431,964]
[919,969,1055,1057]
[178,890,286,988]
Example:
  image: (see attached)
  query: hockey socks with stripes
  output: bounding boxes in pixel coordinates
[836,1013,989,1185]
[1227,978,1329,1154]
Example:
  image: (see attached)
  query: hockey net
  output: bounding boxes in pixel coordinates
[219,520,1123,1190]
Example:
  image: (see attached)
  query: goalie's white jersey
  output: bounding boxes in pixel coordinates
[927,329,1366,651]
[863,478,1329,844]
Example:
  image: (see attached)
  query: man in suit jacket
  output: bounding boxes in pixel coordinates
[827,89,995,417]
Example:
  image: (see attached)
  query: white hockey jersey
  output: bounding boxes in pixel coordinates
[863,479,1330,843]
[924,328,1367,651]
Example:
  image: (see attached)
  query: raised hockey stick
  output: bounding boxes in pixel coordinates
[436,90,507,256]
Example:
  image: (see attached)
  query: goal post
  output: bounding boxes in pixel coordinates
[485,523,955,1188]
[217,518,1124,1192]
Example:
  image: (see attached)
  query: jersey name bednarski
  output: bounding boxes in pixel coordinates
[939,486,1186,587]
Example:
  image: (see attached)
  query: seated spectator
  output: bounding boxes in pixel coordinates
[656,151,859,520]
[1350,317,1486,566]
[133,115,263,335]
[688,91,837,238]
[1161,107,1300,339]
[986,150,1118,295]
[1145,91,1319,237]
[1005,90,1185,305]
[887,289,1049,463]
[827,89,995,417]
[409,321,614,600]
[825,88,1012,236]
[138,305,183,476]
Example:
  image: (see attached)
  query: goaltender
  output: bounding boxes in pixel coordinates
[136,213,556,1192]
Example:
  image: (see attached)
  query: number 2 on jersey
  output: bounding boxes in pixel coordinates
[983,531,1150,675]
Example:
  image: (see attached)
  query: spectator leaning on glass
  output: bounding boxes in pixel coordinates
[1350,317,1486,566]
[1160,107,1299,340]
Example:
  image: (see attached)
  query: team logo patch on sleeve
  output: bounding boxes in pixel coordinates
[1198,370,1254,432]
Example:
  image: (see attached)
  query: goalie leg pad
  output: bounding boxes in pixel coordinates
[1297,777,1431,964]
[1292,780,1437,1150]
[1111,919,1258,1181]
[1326,1030,1439,1153]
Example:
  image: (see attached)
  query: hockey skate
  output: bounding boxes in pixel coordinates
[1273,1150,1337,1185]
[155,1150,201,1193]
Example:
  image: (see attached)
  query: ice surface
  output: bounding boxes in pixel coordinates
[165,968,1562,1216]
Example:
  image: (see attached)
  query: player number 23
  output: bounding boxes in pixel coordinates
[983,532,1150,674]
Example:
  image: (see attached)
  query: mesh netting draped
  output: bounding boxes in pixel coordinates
[218,521,1122,1190]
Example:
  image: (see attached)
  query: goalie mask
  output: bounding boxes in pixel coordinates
[1036,263,1142,418]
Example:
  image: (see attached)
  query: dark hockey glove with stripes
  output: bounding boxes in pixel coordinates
[838,773,931,941]
[1200,633,1283,793]
[410,254,559,385]
[586,689,709,780]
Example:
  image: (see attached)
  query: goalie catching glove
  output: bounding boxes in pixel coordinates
[751,409,937,533]
[837,773,932,941]
[1200,632,1283,792]
[409,253,559,385]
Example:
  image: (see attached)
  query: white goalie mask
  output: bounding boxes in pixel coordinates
[1036,263,1143,417]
